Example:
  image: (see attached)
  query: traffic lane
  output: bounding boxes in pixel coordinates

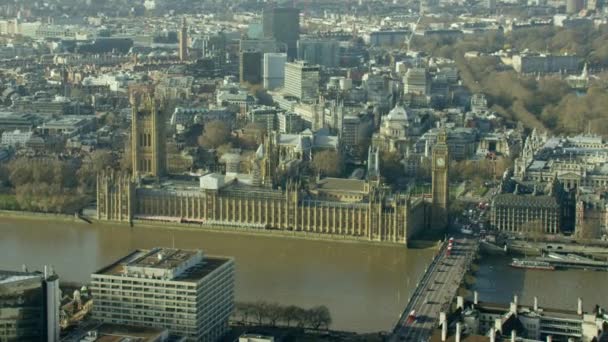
[400,251,446,330]
[396,239,474,340]
[416,273,448,339]
[402,254,453,339]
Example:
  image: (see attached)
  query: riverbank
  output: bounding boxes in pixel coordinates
[0,209,80,222]
[506,239,608,257]
[1,209,440,249]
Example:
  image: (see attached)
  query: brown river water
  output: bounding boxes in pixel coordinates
[2,217,606,332]
[0,217,436,332]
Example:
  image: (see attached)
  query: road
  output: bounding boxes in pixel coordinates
[391,237,478,342]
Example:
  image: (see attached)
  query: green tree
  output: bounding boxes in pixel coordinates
[237,122,266,150]
[0,164,10,189]
[312,150,344,177]
[8,158,34,187]
[308,305,332,330]
[379,151,403,184]
[282,305,300,327]
[198,120,231,149]
[77,150,115,194]
[265,302,282,327]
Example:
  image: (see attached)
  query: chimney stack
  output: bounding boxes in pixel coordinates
[577,298,583,315]
[442,321,448,342]
[534,296,538,311]
[490,328,496,342]
[494,318,502,331]
[510,302,517,315]
[457,296,464,309]
[474,291,478,305]
[511,330,516,342]
[456,322,462,342]
[513,294,518,307]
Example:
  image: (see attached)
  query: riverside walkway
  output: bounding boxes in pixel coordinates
[390,237,479,342]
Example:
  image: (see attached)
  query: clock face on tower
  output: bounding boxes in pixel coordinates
[436,157,445,168]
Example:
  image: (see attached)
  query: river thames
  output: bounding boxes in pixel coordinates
[2,217,607,332]
[0,217,435,333]
[473,254,608,312]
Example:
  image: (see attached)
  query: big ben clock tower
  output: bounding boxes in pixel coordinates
[431,128,449,231]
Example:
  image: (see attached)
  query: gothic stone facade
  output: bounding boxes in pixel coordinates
[491,193,561,234]
[97,173,427,244]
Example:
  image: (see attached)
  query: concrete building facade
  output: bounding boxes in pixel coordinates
[445,294,607,342]
[1,129,32,148]
[513,54,582,74]
[263,52,286,90]
[0,267,60,342]
[91,248,235,342]
[297,38,340,68]
[284,61,320,103]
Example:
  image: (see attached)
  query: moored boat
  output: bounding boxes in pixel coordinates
[510,258,555,271]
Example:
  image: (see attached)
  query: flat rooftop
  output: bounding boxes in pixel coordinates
[79,323,169,342]
[93,248,232,283]
[315,178,368,193]
[475,300,582,320]
[0,270,41,285]
[127,248,199,270]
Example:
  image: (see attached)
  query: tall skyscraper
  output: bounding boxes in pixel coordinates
[240,50,263,85]
[297,38,340,68]
[284,61,319,103]
[431,128,449,231]
[91,248,235,342]
[0,267,60,342]
[130,88,166,178]
[262,7,300,59]
[178,17,188,61]
[263,52,287,90]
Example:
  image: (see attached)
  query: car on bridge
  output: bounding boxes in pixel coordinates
[406,310,416,324]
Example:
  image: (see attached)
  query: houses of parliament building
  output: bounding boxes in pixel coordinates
[97,91,450,245]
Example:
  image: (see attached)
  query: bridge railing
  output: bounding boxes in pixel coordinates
[392,240,448,334]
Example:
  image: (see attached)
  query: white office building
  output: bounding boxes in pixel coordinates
[284,61,320,103]
[263,52,287,90]
[91,248,235,342]
[1,129,33,148]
